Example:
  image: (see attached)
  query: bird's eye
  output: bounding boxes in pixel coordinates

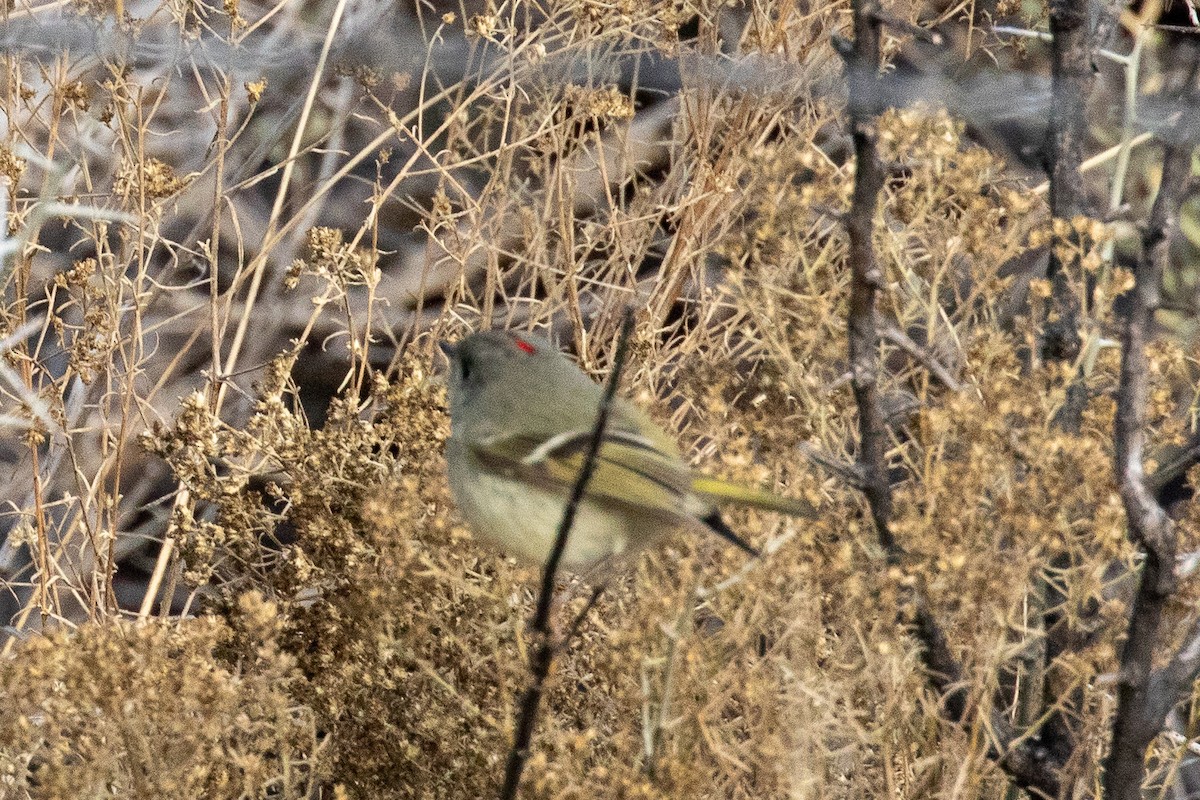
[458,356,472,382]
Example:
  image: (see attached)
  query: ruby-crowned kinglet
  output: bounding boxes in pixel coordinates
[440,330,815,573]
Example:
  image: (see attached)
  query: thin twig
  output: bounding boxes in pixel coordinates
[218,0,350,406]
[499,308,635,800]
[991,25,1129,64]
[561,585,606,644]
[871,11,944,44]
[879,320,963,392]
[797,442,866,490]
[136,535,175,620]
[1030,132,1156,197]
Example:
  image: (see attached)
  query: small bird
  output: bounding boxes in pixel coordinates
[440,330,815,574]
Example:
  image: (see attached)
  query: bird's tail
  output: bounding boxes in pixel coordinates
[691,476,817,518]
[699,511,761,558]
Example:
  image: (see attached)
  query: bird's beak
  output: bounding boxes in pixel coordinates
[438,340,457,360]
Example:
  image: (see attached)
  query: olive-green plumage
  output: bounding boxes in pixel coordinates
[441,330,814,573]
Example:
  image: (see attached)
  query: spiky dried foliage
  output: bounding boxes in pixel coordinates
[0,0,1197,796]
[0,596,320,796]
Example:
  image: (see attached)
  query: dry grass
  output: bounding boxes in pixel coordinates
[0,0,1197,797]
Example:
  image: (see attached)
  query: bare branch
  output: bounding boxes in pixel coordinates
[869,12,945,45]
[1102,109,1196,800]
[844,0,895,555]
[1148,433,1200,504]
[838,6,1066,796]
[1040,0,1093,369]
[1146,614,1200,725]
[797,442,867,490]
[1030,0,1100,766]
[879,320,963,392]
[500,308,635,800]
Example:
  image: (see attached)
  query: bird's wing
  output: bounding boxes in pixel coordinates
[469,429,697,517]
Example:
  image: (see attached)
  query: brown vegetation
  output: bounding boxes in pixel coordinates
[0,0,1197,797]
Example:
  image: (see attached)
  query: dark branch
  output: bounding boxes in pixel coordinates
[1147,433,1200,505]
[1033,0,1097,766]
[913,600,1064,798]
[1149,614,1200,718]
[1040,0,1092,369]
[499,308,635,800]
[844,0,895,556]
[1102,119,1194,800]
[839,5,1064,796]
[988,716,1067,800]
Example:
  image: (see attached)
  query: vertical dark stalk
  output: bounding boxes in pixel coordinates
[1103,129,1193,800]
[1041,0,1092,372]
[1033,0,1096,769]
[844,0,895,558]
[836,8,1063,797]
[499,308,635,800]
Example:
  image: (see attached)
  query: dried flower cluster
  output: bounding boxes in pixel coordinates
[0,0,1195,796]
